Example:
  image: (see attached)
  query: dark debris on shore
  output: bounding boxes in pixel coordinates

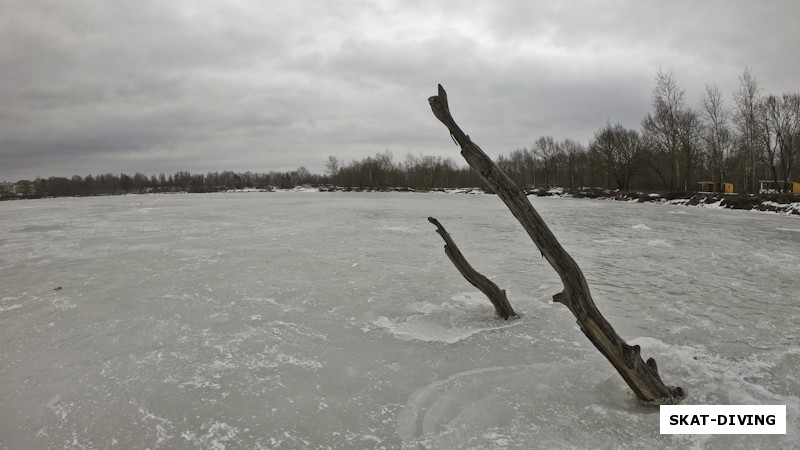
[573,190,800,216]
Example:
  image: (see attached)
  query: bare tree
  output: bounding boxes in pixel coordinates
[373,149,396,188]
[294,166,311,185]
[732,68,762,193]
[427,84,684,404]
[561,139,585,193]
[497,148,538,189]
[533,136,562,188]
[420,154,449,189]
[700,84,733,189]
[590,123,643,191]
[403,153,422,187]
[760,94,800,192]
[678,109,704,191]
[642,69,685,190]
[325,155,340,185]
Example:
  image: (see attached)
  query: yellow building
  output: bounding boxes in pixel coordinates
[697,181,734,194]
[758,180,800,193]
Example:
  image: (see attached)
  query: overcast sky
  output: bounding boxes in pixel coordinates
[2,1,798,181]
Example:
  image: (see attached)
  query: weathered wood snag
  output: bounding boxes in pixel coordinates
[428,217,516,319]
[427,84,685,405]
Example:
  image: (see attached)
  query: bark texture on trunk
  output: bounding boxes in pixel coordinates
[428,217,516,320]
[428,84,685,404]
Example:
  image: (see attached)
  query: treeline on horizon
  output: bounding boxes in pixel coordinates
[330,68,799,195]
[3,169,330,199]
[4,68,799,200]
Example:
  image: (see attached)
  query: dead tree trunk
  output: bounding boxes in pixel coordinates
[428,217,516,319]
[427,84,685,405]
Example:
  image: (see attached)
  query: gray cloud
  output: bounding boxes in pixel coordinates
[2,0,799,181]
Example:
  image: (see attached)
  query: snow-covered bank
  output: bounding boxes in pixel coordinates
[10,182,800,219]
[581,192,800,216]
[308,186,800,217]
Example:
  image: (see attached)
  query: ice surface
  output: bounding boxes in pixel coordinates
[1,193,799,449]
[372,293,522,344]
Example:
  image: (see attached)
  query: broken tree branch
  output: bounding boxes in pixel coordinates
[427,84,685,405]
[428,217,517,320]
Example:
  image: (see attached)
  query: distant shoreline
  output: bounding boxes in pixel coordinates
[3,186,799,217]
[263,187,800,216]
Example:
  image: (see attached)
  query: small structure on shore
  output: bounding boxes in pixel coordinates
[759,180,800,194]
[697,181,734,194]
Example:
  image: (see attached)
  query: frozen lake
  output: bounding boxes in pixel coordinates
[1,192,798,449]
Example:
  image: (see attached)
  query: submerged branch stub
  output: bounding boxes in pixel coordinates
[428,217,517,320]
[427,84,685,404]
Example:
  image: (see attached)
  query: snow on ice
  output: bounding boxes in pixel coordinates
[1,192,798,448]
